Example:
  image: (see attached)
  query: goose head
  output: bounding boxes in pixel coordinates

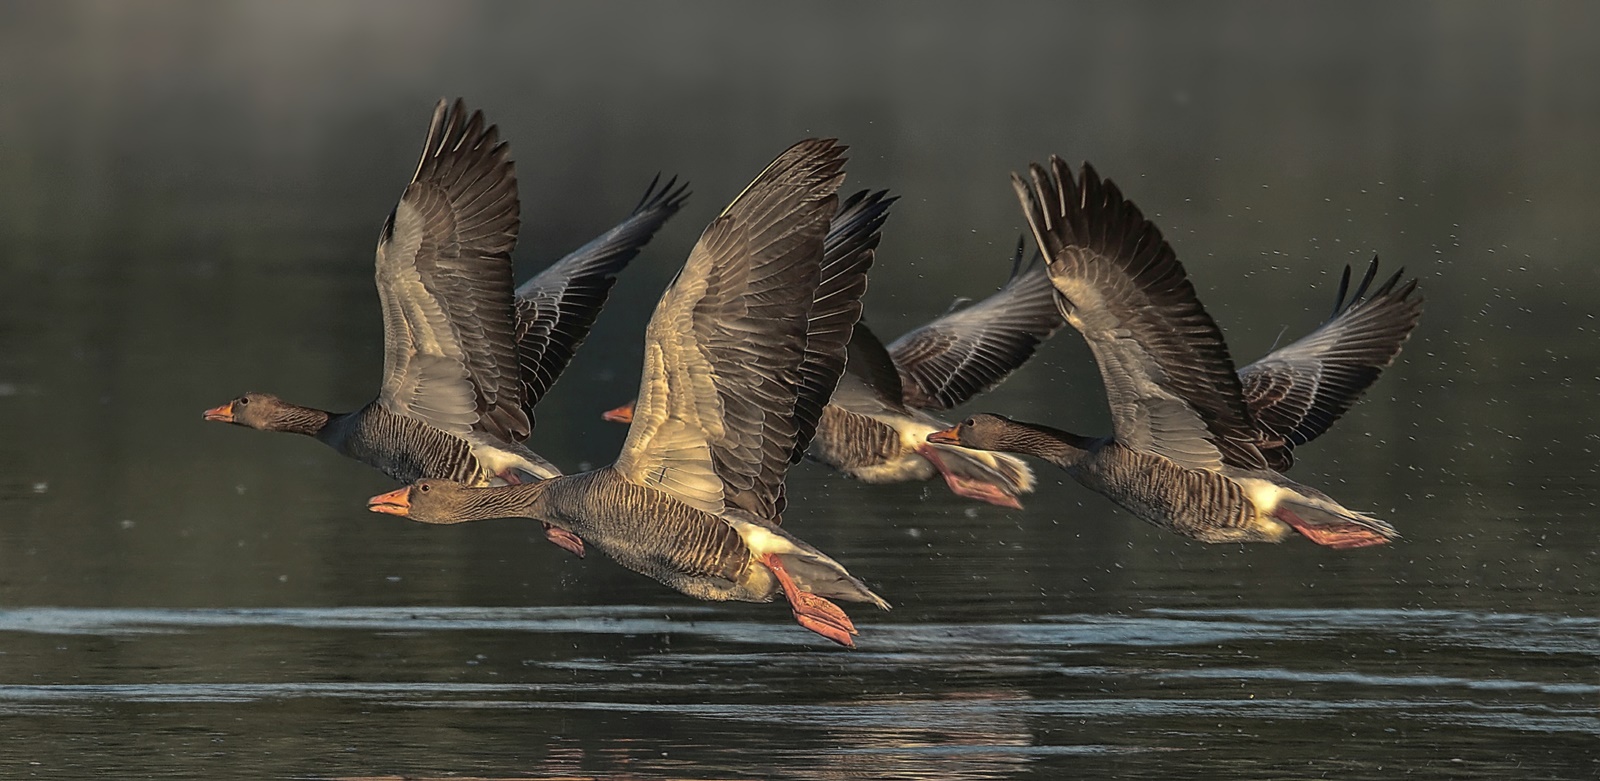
[367,478,534,525]
[927,413,1017,450]
[202,392,313,432]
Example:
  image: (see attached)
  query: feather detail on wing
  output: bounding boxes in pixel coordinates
[1011,158,1266,471]
[888,236,1065,410]
[843,321,910,412]
[513,175,690,431]
[1239,257,1423,470]
[376,98,525,441]
[787,189,890,468]
[614,140,848,518]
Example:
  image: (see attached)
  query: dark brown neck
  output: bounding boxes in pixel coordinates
[273,403,334,438]
[995,419,1097,467]
[452,481,556,523]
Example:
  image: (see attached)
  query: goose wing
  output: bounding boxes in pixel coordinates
[614,140,846,517]
[1239,258,1423,469]
[513,175,689,429]
[786,189,892,468]
[1012,158,1266,471]
[841,321,910,414]
[375,99,526,442]
[887,237,1066,410]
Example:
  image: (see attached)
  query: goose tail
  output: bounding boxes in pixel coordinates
[727,518,890,610]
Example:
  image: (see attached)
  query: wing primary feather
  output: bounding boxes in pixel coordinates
[789,189,891,467]
[615,139,852,519]
[511,173,690,430]
[1012,156,1268,469]
[885,229,1064,411]
[1238,255,1423,469]
[377,98,527,444]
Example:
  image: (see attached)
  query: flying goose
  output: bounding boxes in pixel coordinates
[930,159,1421,548]
[203,99,686,558]
[603,236,1065,508]
[368,139,890,647]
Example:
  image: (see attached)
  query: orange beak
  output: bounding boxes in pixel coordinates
[367,487,413,516]
[202,402,236,423]
[601,402,635,424]
[926,426,961,445]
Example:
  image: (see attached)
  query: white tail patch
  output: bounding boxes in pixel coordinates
[727,518,807,558]
[1236,477,1288,514]
[469,440,559,481]
[728,517,891,610]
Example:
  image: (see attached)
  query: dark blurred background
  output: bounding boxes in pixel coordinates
[0,2,1595,779]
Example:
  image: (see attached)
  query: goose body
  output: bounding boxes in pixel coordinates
[371,139,889,646]
[932,159,1421,548]
[312,400,555,486]
[812,355,1037,509]
[960,422,1384,545]
[376,468,882,606]
[812,403,937,483]
[204,99,685,556]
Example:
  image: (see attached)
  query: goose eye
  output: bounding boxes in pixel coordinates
[237,397,250,406]
[418,483,431,492]
[964,418,976,427]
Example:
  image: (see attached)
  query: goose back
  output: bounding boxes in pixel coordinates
[320,402,482,484]
[810,403,918,475]
[1071,442,1264,543]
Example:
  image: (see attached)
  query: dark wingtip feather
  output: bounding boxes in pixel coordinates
[788,184,890,465]
[1326,256,1425,325]
[510,170,696,417]
[636,173,692,215]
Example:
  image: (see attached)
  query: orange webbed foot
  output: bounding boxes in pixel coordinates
[542,525,587,558]
[1276,509,1393,549]
[760,553,858,648]
[915,445,1024,509]
[943,476,1024,509]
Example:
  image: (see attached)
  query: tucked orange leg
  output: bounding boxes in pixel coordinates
[1276,508,1393,550]
[498,470,586,559]
[540,527,587,558]
[759,553,858,648]
[914,445,1024,510]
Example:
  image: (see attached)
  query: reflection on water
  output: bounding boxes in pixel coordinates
[2,1,1599,779]
[1,606,1594,778]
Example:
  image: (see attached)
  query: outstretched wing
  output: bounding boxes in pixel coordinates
[887,236,1065,410]
[1240,258,1423,470]
[594,189,892,459]
[1012,158,1266,471]
[375,98,526,442]
[614,140,846,518]
[513,175,690,431]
